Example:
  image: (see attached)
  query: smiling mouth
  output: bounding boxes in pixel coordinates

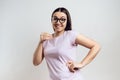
[55,24,62,27]
[54,26,60,30]
[56,25,61,27]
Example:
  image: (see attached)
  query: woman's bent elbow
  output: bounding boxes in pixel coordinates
[33,59,41,66]
[95,43,101,53]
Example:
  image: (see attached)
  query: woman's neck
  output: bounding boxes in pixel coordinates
[54,30,65,37]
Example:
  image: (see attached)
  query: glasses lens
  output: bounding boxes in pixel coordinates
[53,17,58,23]
[59,18,66,23]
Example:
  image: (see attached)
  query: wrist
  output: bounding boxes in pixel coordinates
[39,41,44,45]
[78,63,85,69]
[39,40,44,44]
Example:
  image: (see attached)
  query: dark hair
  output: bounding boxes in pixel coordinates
[51,7,72,31]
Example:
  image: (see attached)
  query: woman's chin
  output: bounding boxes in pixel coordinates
[55,29,62,32]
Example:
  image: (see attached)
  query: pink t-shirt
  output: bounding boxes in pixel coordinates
[43,30,84,80]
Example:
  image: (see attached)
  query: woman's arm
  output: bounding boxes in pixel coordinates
[33,41,44,66]
[76,34,101,68]
[33,32,52,66]
[67,34,101,72]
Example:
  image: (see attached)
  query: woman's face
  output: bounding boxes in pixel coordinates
[51,12,67,33]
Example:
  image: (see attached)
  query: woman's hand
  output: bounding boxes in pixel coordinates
[40,32,52,43]
[66,61,84,73]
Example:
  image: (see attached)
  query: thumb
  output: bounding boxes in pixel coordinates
[66,61,73,66]
[68,61,73,64]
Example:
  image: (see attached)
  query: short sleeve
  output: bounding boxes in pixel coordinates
[68,30,79,46]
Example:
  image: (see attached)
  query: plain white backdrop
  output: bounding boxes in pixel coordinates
[0,0,120,80]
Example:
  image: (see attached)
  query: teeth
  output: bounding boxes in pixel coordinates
[56,26,60,27]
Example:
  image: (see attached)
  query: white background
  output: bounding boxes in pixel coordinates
[0,0,120,80]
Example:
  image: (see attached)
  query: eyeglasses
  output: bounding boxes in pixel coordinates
[52,16,67,23]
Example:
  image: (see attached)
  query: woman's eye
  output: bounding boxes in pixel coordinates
[53,17,58,20]
[61,19,66,21]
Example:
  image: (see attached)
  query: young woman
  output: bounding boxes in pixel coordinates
[33,7,101,80]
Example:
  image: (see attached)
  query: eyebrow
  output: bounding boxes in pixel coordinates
[53,16,66,18]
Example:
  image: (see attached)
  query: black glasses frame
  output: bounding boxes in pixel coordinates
[52,16,67,24]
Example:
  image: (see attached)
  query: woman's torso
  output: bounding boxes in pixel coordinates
[43,30,84,80]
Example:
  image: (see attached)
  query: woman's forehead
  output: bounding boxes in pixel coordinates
[53,12,67,18]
